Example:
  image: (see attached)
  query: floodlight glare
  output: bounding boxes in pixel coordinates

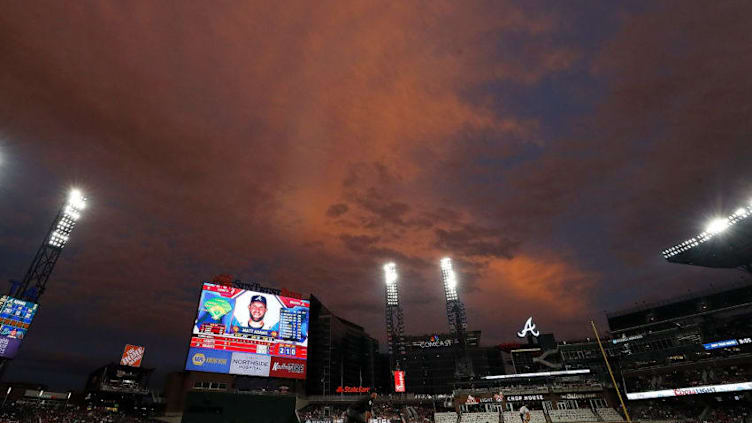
[384,262,397,285]
[706,218,729,235]
[440,257,457,291]
[47,189,86,249]
[68,188,87,210]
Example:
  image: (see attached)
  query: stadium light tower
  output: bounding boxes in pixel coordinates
[661,199,752,273]
[440,257,467,334]
[11,189,87,302]
[384,263,406,366]
[439,257,474,378]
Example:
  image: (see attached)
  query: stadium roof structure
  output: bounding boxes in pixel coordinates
[661,201,752,273]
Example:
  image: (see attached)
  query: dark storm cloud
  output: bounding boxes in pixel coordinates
[326,203,349,218]
[1,0,751,388]
[434,225,519,259]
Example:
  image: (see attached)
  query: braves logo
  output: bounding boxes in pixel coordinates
[517,317,540,338]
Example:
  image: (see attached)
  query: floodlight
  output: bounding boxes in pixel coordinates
[47,189,86,248]
[440,257,458,292]
[735,208,747,217]
[706,218,729,235]
[384,263,397,285]
[67,188,87,210]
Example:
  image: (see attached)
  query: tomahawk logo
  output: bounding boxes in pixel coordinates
[273,362,305,373]
[517,317,540,338]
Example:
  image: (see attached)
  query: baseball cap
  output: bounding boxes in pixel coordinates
[250,295,267,306]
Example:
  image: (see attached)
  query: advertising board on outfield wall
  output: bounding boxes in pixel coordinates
[626,381,752,400]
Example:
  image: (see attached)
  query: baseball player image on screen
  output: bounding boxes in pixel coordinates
[230,293,280,335]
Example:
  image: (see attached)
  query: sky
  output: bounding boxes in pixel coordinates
[1,1,751,390]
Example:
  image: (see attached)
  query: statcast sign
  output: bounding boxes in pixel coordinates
[336,386,371,393]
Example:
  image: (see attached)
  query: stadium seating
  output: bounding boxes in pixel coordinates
[459,412,499,423]
[547,409,599,423]
[595,408,624,422]
[435,411,459,423]
[502,410,546,423]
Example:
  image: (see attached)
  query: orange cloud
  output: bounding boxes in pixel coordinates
[467,253,597,325]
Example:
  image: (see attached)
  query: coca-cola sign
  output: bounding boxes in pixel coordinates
[394,370,405,392]
[270,357,306,379]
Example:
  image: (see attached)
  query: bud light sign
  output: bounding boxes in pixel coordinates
[394,370,405,392]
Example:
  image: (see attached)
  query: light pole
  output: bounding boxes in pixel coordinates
[2,387,10,408]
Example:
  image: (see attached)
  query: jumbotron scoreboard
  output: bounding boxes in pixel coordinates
[0,295,38,358]
[185,283,309,379]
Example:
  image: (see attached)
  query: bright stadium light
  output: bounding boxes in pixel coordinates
[662,199,752,259]
[68,189,86,210]
[440,257,459,302]
[384,263,397,285]
[384,262,399,306]
[48,189,87,249]
[440,257,457,291]
[706,218,729,235]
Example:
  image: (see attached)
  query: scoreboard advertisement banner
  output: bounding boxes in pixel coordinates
[0,296,38,359]
[185,283,309,379]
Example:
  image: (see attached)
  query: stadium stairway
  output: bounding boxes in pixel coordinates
[594,408,624,422]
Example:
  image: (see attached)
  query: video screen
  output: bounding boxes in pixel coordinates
[0,295,38,359]
[185,283,309,379]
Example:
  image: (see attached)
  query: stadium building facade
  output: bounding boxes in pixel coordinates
[85,363,156,413]
[305,295,386,395]
[605,282,752,403]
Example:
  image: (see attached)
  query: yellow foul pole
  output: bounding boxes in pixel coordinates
[591,320,632,423]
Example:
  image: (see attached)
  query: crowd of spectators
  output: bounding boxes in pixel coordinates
[298,402,433,423]
[298,404,348,422]
[704,405,750,423]
[0,404,160,423]
[626,363,752,392]
[628,399,750,423]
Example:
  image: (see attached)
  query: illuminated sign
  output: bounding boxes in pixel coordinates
[626,381,752,400]
[483,369,590,380]
[517,317,540,338]
[612,334,643,344]
[506,394,544,402]
[702,337,752,350]
[703,339,738,350]
[394,370,405,392]
[336,386,371,393]
[120,344,145,367]
[412,335,454,348]
[0,296,38,359]
[561,393,600,400]
[186,283,309,379]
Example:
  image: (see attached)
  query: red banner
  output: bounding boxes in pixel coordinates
[269,356,306,379]
[394,370,405,392]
